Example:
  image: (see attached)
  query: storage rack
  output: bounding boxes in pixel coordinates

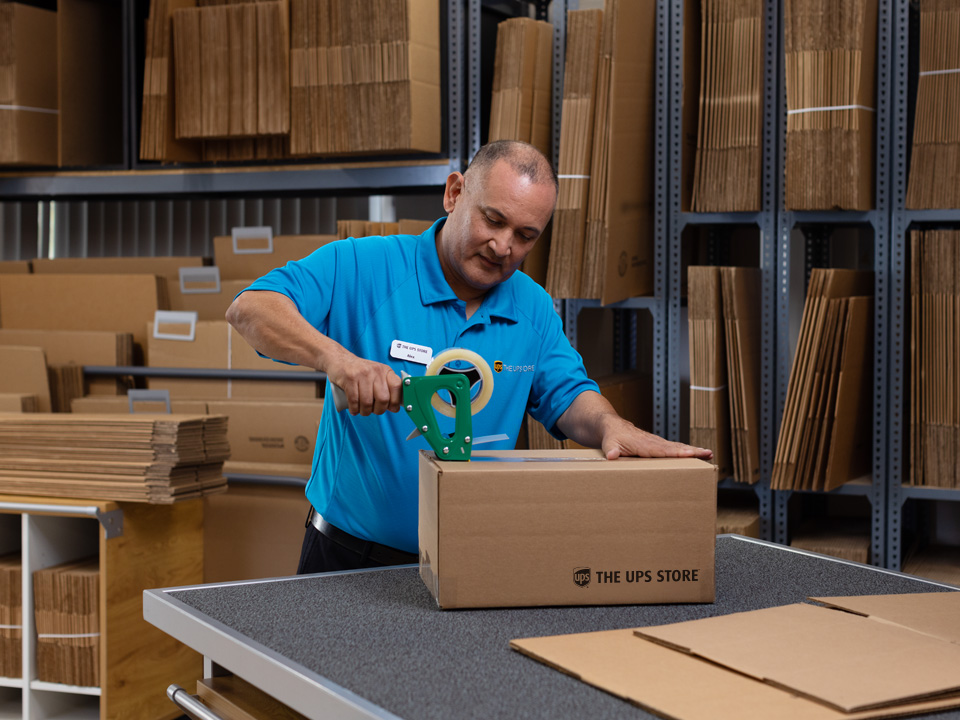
[886,1,960,572]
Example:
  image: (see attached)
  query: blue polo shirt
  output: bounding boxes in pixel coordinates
[241,219,598,553]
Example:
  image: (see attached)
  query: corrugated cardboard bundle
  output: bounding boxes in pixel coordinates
[0,554,22,679]
[772,268,874,491]
[909,229,960,488]
[905,0,960,209]
[419,450,717,609]
[487,17,553,157]
[783,0,877,210]
[690,0,763,212]
[33,557,99,687]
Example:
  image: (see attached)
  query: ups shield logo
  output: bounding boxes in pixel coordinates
[494,360,503,373]
[573,567,591,588]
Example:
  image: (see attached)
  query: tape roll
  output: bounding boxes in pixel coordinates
[425,348,494,418]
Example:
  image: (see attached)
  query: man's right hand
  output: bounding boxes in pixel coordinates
[327,351,403,416]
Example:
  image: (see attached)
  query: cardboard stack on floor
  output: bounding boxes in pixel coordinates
[33,557,99,687]
[545,9,603,299]
[690,0,763,212]
[772,268,874,491]
[0,554,21,679]
[906,0,960,209]
[487,17,553,158]
[910,229,960,488]
[0,413,229,502]
[783,0,877,210]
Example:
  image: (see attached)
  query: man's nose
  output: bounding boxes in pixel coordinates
[489,229,512,257]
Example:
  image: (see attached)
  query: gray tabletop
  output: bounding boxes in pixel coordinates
[144,536,960,720]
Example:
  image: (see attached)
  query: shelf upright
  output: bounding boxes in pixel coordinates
[773,0,894,568]
[666,0,780,539]
[886,1,960,571]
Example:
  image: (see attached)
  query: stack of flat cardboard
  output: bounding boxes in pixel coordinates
[545,9,603,299]
[197,675,308,719]
[0,346,53,413]
[715,505,760,537]
[772,268,874,491]
[33,557,99,688]
[579,0,657,304]
[783,0,877,210]
[512,593,960,720]
[0,413,230,503]
[0,2,58,166]
[791,525,871,563]
[487,17,553,157]
[687,266,732,479]
[0,394,39,413]
[690,0,763,212]
[288,0,441,156]
[141,0,203,162]
[0,554,21,679]
[906,0,960,209]
[172,1,289,140]
[909,229,959,488]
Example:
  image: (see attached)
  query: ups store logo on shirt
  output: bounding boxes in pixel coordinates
[573,567,591,588]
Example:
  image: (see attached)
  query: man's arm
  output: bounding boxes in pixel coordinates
[554,390,713,461]
[225,290,402,415]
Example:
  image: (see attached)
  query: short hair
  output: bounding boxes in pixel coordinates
[465,140,558,194]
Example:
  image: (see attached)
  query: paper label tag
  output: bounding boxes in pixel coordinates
[390,339,433,365]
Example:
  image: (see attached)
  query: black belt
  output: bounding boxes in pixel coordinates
[309,508,418,566]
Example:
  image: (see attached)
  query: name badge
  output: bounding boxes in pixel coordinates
[389,339,433,365]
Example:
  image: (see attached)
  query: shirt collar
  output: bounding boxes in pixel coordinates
[416,218,520,324]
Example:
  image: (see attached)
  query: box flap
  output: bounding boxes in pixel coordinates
[635,602,960,712]
[809,592,960,645]
[511,628,960,720]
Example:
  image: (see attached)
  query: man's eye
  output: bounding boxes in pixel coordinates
[484,215,500,226]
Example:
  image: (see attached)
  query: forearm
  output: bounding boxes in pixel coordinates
[225,290,345,372]
[554,391,621,448]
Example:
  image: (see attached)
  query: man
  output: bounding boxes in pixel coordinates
[226,140,712,574]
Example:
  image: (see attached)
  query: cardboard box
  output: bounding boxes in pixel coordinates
[0,261,31,274]
[0,274,169,364]
[419,450,717,609]
[146,318,318,400]
[213,234,336,281]
[203,482,310,583]
[0,3,58,166]
[0,346,52,412]
[32,256,207,284]
[168,272,251,321]
[511,592,960,720]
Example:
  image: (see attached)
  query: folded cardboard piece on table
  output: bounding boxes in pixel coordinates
[511,591,960,720]
[419,449,717,609]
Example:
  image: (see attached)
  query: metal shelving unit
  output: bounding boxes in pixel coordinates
[886,0,960,572]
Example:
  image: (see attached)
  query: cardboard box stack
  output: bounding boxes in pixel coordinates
[545,9,603,300]
[910,229,960,488]
[287,0,440,156]
[905,0,960,209]
[171,1,290,140]
[487,17,553,158]
[790,527,870,563]
[783,0,877,210]
[419,450,717,609]
[772,268,874,491]
[689,0,763,212]
[33,557,99,687]
[511,592,960,720]
[0,554,21,679]
[0,413,229,503]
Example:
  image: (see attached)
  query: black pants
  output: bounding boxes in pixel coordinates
[296,512,418,574]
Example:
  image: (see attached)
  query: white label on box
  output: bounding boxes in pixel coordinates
[389,339,433,365]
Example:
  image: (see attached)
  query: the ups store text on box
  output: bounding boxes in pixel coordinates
[419,450,717,609]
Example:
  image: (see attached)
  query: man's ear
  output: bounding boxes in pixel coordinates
[442,172,465,213]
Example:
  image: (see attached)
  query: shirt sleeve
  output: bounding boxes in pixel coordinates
[526,296,600,440]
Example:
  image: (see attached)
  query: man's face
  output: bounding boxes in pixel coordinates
[437,160,556,300]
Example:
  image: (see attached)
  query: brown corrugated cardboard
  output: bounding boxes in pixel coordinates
[0,3,58,166]
[146,319,318,399]
[419,449,716,609]
[0,261,31,274]
[0,274,168,364]
[70,396,208,415]
[205,400,321,465]
[511,607,960,720]
[169,276,251,321]
[32,256,207,284]
[0,393,39,413]
[213,235,336,281]
[203,482,309,583]
[0,346,52,412]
